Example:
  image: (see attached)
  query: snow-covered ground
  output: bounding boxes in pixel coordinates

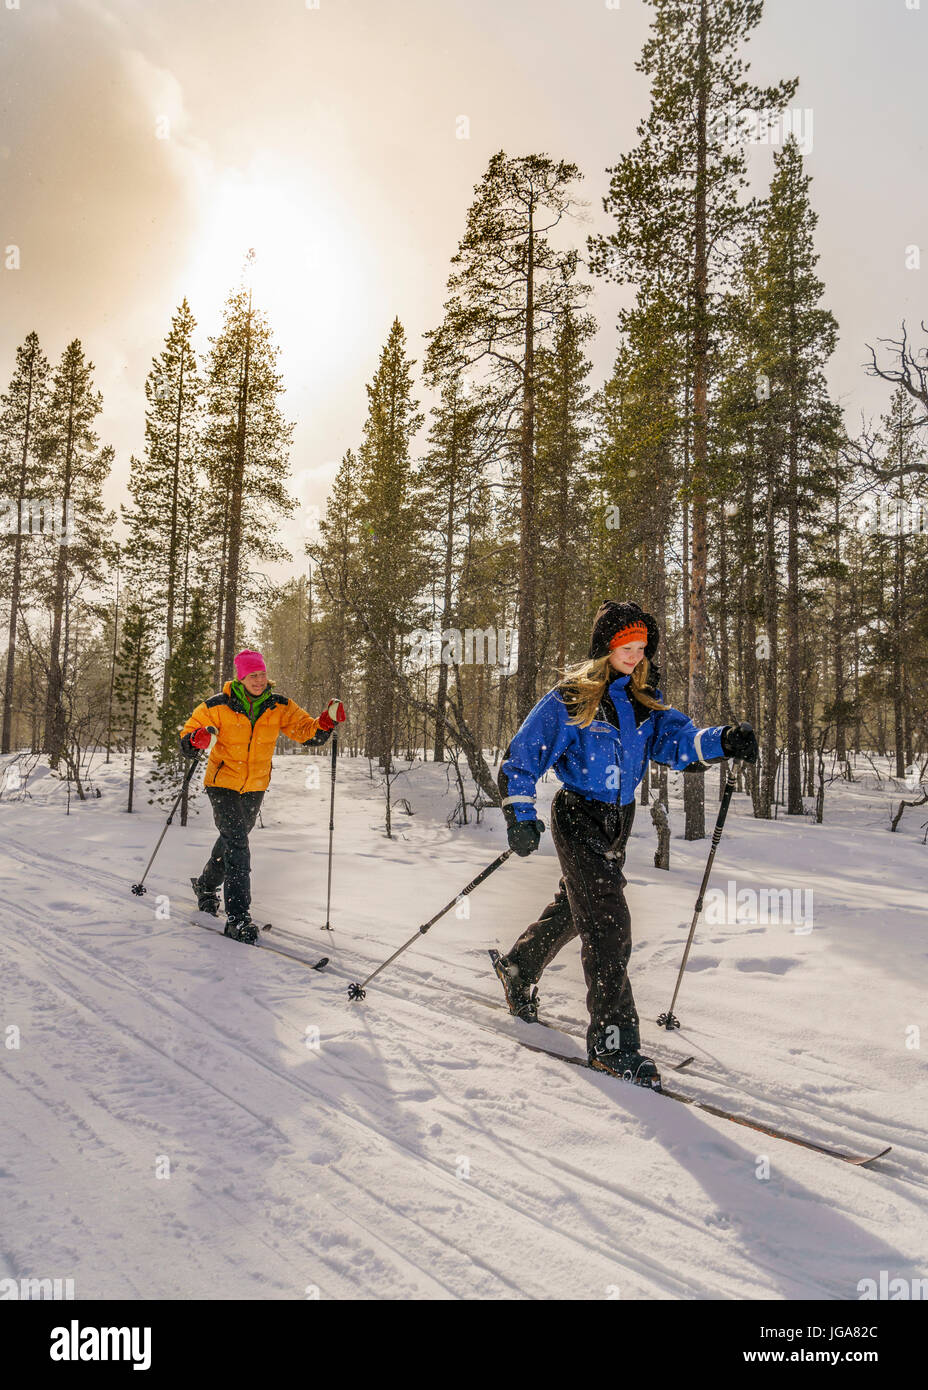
[1,749,926,1300]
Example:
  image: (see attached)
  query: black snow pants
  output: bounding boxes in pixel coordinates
[505,788,639,1055]
[199,787,265,920]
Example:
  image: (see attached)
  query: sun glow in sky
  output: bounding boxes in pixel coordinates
[171,154,380,572]
[183,156,371,395]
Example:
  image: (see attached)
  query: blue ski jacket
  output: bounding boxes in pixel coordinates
[499,674,727,822]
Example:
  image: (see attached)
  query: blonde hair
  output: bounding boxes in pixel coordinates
[556,654,670,728]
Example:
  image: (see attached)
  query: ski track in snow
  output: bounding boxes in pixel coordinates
[1,753,927,1299]
[8,828,926,1176]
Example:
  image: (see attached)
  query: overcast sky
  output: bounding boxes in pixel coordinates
[2,0,925,581]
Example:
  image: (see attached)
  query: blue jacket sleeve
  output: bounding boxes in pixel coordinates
[498,690,573,823]
[649,695,727,770]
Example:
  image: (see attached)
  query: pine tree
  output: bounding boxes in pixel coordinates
[534,304,596,676]
[202,260,296,684]
[0,332,51,752]
[37,340,114,766]
[589,0,797,836]
[102,546,122,763]
[711,256,769,811]
[450,473,510,769]
[745,136,841,813]
[122,300,205,728]
[804,449,856,768]
[426,151,588,721]
[353,318,425,792]
[308,448,361,708]
[150,588,214,822]
[113,603,156,813]
[593,290,682,659]
[254,574,319,713]
[861,388,928,777]
[419,348,498,760]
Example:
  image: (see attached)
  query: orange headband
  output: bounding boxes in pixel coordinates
[608,622,648,650]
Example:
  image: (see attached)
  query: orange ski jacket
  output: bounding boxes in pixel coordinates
[180,681,327,793]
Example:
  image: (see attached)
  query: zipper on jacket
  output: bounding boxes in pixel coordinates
[240,700,269,791]
[241,723,254,792]
[237,698,273,792]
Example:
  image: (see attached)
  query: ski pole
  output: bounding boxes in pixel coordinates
[322,731,338,931]
[131,727,216,897]
[347,847,515,1000]
[656,757,743,1030]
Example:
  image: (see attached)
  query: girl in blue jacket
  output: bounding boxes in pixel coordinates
[490,599,757,1088]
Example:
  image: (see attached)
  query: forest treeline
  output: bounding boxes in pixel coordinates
[2,0,927,835]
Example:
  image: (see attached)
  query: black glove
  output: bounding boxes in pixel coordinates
[507,819,545,857]
[303,727,333,747]
[721,721,758,764]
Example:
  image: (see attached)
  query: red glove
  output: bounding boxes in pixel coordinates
[190,726,213,749]
[318,699,346,732]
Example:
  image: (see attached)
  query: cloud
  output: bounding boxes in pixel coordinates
[1,1,219,489]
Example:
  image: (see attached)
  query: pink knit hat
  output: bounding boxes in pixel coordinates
[234,649,267,680]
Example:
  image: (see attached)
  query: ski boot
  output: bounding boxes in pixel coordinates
[588,1034,662,1091]
[488,949,539,1022]
[191,875,221,916]
[224,915,259,945]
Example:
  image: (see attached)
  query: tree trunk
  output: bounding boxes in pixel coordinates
[221,294,252,683]
[555,371,569,674]
[833,468,846,760]
[127,648,141,814]
[105,555,120,762]
[212,483,230,690]
[893,418,906,777]
[785,233,803,815]
[516,207,538,723]
[684,1,710,840]
[2,347,37,754]
[718,502,731,767]
[434,467,456,761]
[760,451,779,817]
[161,351,186,715]
[43,373,78,767]
[742,470,763,816]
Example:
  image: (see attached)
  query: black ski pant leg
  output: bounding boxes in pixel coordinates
[550,792,639,1055]
[199,789,236,895]
[201,787,265,919]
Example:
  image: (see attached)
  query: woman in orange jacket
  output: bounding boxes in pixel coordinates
[180,648,346,942]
